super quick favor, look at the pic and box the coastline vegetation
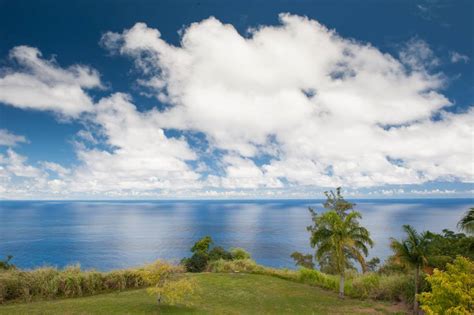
[1,188,473,314]
[0,260,194,306]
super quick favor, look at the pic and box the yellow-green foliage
[139,261,197,306]
[0,260,183,304]
[207,258,413,303]
[146,277,197,306]
[207,258,262,273]
[229,248,251,260]
[419,256,474,315]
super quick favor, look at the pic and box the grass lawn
[0,273,407,314]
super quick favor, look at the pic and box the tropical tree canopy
[322,187,355,217]
[309,210,373,273]
[390,224,430,314]
[389,225,429,269]
[458,208,474,234]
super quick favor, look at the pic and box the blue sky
[0,0,473,199]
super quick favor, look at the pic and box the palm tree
[309,210,373,298]
[457,208,474,234]
[390,225,429,315]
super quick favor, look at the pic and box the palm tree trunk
[339,273,345,299]
[413,265,419,315]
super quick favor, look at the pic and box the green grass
[0,273,406,314]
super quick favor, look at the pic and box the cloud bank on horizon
[0,14,472,199]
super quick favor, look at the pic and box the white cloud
[206,155,284,189]
[67,93,201,194]
[0,46,102,117]
[0,149,43,178]
[0,129,28,146]
[0,15,472,198]
[101,14,472,189]
[399,38,440,70]
[41,161,71,177]
[450,51,470,63]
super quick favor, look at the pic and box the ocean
[0,199,471,270]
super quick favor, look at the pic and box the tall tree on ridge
[390,225,429,315]
[308,189,373,298]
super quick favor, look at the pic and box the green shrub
[419,256,474,315]
[208,246,232,261]
[183,252,209,273]
[350,273,380,298]
[182,237,253,272]
[208,259,261,273]
[230,248,251,260]
[298,268,338,291]
[0,261,182,304]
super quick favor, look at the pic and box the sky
[0,0,473,199]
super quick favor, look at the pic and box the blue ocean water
[0,199,472,271]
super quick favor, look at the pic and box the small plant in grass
[140,261,197,306]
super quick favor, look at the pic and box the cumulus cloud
[0,149,43,178]
[0,129,28,146]
[399,38,440,71]
[0,46,102,117]
[101,14,472,189]
[450,51,470,63]
[0,14,472,198]
[66,93,201,194]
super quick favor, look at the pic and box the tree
[290,251,315,269]
[191,236,213,254]
[209,246,232,261]
[366,257,381,272]
[322,187,355,217]
[308,210,373,298]
[458,208,474,235]
[183,252,209,272]
[140,261,197,306]
[419,256,473,315]
[390,225,429,314]
[316,251,356,274]
[424,229,474,270]
[182,236,214,272]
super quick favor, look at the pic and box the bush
[298,268,338,291]
[208,259,261,273]
[0,260,183,304]
[140,261,196,305]
[230,248,251,260]
[182,237,252,272]
[183,252,209,273]
[209,246,232,261]
[419,256,474,315]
